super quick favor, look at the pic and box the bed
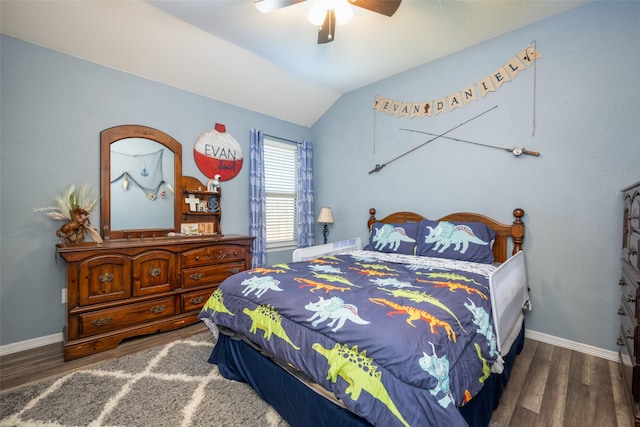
[199,208,529,427]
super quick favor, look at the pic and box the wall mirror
[100,125,182,239]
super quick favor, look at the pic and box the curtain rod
[263,133,302,145]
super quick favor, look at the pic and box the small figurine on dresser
[207,174,221,192]
[56,207,91,243]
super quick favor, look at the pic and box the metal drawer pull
[190,296,205,305]
[197,252,226,261]
[148,267,162,277]
[190,272,206,280]
[618,307,626,316]
[230,267,241,274]
[150,304,167,314]
[195,249,243,262]
[99,273,114,283]
[620,278,626,286]
[626,330,635,341]
[626,295,636,304]
[91,317,113,327]
[618,337,625,346]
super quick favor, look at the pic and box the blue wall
[311,2,640,352]
[0,35,310,345]
[1,2,639,353]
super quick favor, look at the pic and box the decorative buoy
[193,123,243,181]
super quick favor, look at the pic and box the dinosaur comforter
[199,250,502,427]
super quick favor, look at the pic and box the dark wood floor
[0,327,634,426]
[491,338,633,427]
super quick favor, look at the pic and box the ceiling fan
[254,0,402,44]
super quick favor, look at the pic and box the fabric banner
[373,44,542,118]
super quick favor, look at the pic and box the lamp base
[323,224,329,244]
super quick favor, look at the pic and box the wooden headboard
[367,208,525,263]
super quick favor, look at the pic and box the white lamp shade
[317,207,334,224]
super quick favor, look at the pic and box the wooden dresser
[57,235,253,360]
[619,181,640,426]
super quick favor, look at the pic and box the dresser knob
[626,295,636,304]
[150,304,167,314]
[620,278,626,286]
[91,317,113,327]
[619,307,626,316]
[626,330,635,341]
[190,296,205,305]
[99,273,114,283]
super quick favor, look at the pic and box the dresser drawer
[627,189,640,267]
[182,288,215,312]
[628,231,640,273]
[621,263,640,319]
[620,300,639,364]
[132,251,177,296]
[182,245,247,268]
[78,297,176,337]
[78,255,132,306]
[619,328,640,402]
[183,261,245,288]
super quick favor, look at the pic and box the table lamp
[317,207,334,244]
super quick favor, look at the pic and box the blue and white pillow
[365,222,419,255]
[416,220,496,264]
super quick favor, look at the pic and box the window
[264,139,298,248]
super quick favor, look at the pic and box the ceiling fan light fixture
[308,1,327,25]
[308,0,353,26]
[334,1,353,25]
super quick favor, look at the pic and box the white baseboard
[525,329,618,362]
[0,329,619,362]
[0,333,62,356]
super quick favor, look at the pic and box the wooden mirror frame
[100,125,183,240]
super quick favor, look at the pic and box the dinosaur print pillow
[364,222,419,255]
[416,220,496,264]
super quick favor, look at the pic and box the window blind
[264,139,298,244]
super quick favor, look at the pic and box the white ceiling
[1,0,586,127]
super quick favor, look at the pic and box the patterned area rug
[0,333,289,427]
[0,332,506,427]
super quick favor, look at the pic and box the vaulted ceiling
[1,0,586,126]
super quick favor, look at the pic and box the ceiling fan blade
[317,9,336,44]
[348,0,401,17]
[254,0,306,14]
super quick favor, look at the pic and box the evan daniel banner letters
[373,44,542,119]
